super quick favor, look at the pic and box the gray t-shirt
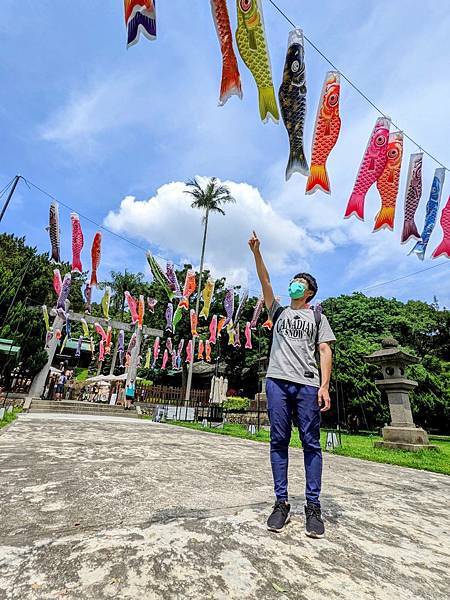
[266,301,336,387]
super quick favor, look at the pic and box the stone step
[30,404,136,412]
[31,402,127,411]
[29,407,140,419]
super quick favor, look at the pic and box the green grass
[74,368,89,382]
[0,407,22,430]
[166,420,450,476]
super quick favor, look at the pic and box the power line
[9,175,450,301]
[267,0,448,171]
[0,177,16,200]
[360,262,448,292]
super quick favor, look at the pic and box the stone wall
[225,411,270,427]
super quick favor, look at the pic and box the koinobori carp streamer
[410,167,446,260]
[306,71,341,194]
[373,131,404,232]
[344,117,391,221]
[48,201,61,263]
[70,212,84,274]
[210,0,243,105]
[90,233,102,287]
[279,28,308,180]
[401,153,423,244]
[431,195,450,259]
[124,0,156,48]
[235,0,279,124]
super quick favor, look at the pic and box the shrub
[223,396,251,412]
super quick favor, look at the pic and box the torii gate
[29,309,163,399]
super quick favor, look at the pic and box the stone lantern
[365,337,435,451]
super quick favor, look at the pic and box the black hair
[293,272,318,300]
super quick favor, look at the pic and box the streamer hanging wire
[267,0,448,171]
[17,175,448,300]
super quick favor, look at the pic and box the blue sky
[1,0,450,307]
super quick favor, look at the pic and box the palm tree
[183,177,235,402]
[104,270,145,320]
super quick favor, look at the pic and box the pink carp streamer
[205,340,212,363]
[53,269,62,297]
[186,340,193,364]
[244,322,252,349]
[98,340,105,362]
[209,315,218,344]
[344,117,391,221]
[125,291,139,325]
[95,323,107,342]
[161,349,169,370]
[432,195,450,259]
[70,212,84,274]
[152,336,160,368]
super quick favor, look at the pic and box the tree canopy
[1,233,449,433]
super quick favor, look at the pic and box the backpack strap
[312,305,322,347]
[272,305,285,328]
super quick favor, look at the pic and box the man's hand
[248,230,260,255]
[318,386,331,412]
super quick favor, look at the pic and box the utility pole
[184,207,209,403]
[0,175,21,223]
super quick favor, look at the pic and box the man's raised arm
[248,231,275,311]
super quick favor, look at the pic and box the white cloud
[103,179,335,286]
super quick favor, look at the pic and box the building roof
[0,338,20,356]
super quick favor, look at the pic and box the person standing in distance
[249,231,336,538]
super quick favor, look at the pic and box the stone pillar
[109,337,119,375]
[29,313,65,399]
[126,326,142,389]
[365,338,436,452]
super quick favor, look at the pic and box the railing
[135,383,210,406]
[0,371,32,396]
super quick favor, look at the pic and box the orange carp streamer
[210,0,243,105]
[373,131,404,232]
[305,71,341,195]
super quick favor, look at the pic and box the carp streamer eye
[375,134,387,147]
[240,0,252,12]
[291,60,300,73]
[388,148,400,160]
[327,93,339,107]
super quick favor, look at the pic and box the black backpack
[268,304,323,358]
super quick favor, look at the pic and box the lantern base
[375,426,437,452]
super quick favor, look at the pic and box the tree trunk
[185,209,209,402]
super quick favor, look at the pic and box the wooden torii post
[29,310,162,399]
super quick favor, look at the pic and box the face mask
[289,281,306,299]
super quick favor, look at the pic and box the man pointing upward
[249,231,336,538]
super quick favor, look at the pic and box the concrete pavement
[0,414,449,599]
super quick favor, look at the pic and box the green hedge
[223,396,251,412]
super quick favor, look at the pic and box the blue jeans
[266,377,322,506]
